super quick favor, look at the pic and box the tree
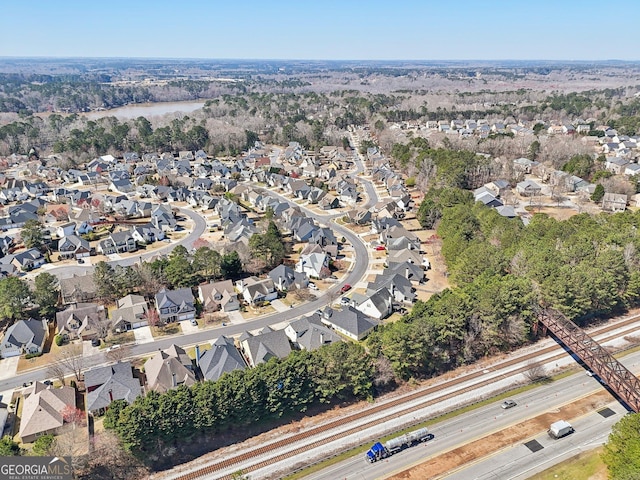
[0,277,31,320]
[602,413,640,479]
[0,435,21,456]
[93,261,116,302]
[20,219,45,250]
[221,251,243,279]
[523,360,547,382]
[591,183,605,203]
[192,247,221,281]
[106,345,132,363]
[50,344,84,384]
[164,245,194,288]
[76,431,150,480]
[94,315,113,340]
[33,272,59,318]
[30,434,54,456]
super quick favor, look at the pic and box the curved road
[1,160,379,391]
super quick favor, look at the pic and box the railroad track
[174,314,640,480]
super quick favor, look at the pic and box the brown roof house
[111,294,149,332]
[59,273,97,305]
[19,381,76,443]
[144,345,196,393]
[197,280,240,312]
[55,303,106,340]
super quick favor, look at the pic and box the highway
[297,351,640,480]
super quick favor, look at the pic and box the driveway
[82,340,101,357]
[271,299,290,313]
[226,311,244,324]
[133,326,154,344]
[0,357,19,381]
[180,319,199,334]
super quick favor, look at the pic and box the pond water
[82,101,206,120]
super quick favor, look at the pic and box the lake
[82,101,206,120]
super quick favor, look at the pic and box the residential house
[59,273,97,305]
[268,264,309,291]
[0,318,48,359]
[318,194,340,210]
[85,362,142,415]
[285,314,342,351]
[98,230,137,255]
[111,294,149,332]
[155,287,196,323]
[57,234,91,260]
[355,287,394,320]
[367,273,415,304]
[605,157,629,174]
[130,223,164,244]
[10,249,45,272]
[197,280,240,312]
[602,192,627,212]
[516,179,542,196]
[387,261,426,283]
[320,306,378,341]
[144,345,196,393]
[55,222,77,238]
[19,382,76,443]
[197,336,247,382]
[513,157,535,173]
[236,277,278,305]
[295,252,330,279]
[239,327,292,367]
[55,303,106,341]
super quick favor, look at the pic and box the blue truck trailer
[365,427,432,462]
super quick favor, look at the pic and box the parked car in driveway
[308,282,318,290]
[91,338,101,347]
[190,318,198,326]
[374,245,386,251]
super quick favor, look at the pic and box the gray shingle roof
[199,336,246,382]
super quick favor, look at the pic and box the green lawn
[528,447,607,480]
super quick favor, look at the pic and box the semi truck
[548,420,574,439]
[365,427,432,462]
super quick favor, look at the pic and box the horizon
[0,56,638,64]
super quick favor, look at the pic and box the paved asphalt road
[1,166,376,391]
[302,351,640,480]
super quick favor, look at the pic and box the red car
[340,284,352,293]
[375,245,386,251]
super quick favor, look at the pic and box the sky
[1,0,637,61]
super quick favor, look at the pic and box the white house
[295,252,330,279]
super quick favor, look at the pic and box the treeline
[0,74,236,114]
[104,342,376,466]
[391,138,494,189]
[370,194,640,380]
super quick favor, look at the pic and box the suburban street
[0,154,377,392]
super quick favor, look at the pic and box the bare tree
[373,356,396,388]
[78,431,150,480]
[105,345,132,363]
[93,316,113,340]
[51,344,85,384]
[523,360,547,383]
[47,362,67,386]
